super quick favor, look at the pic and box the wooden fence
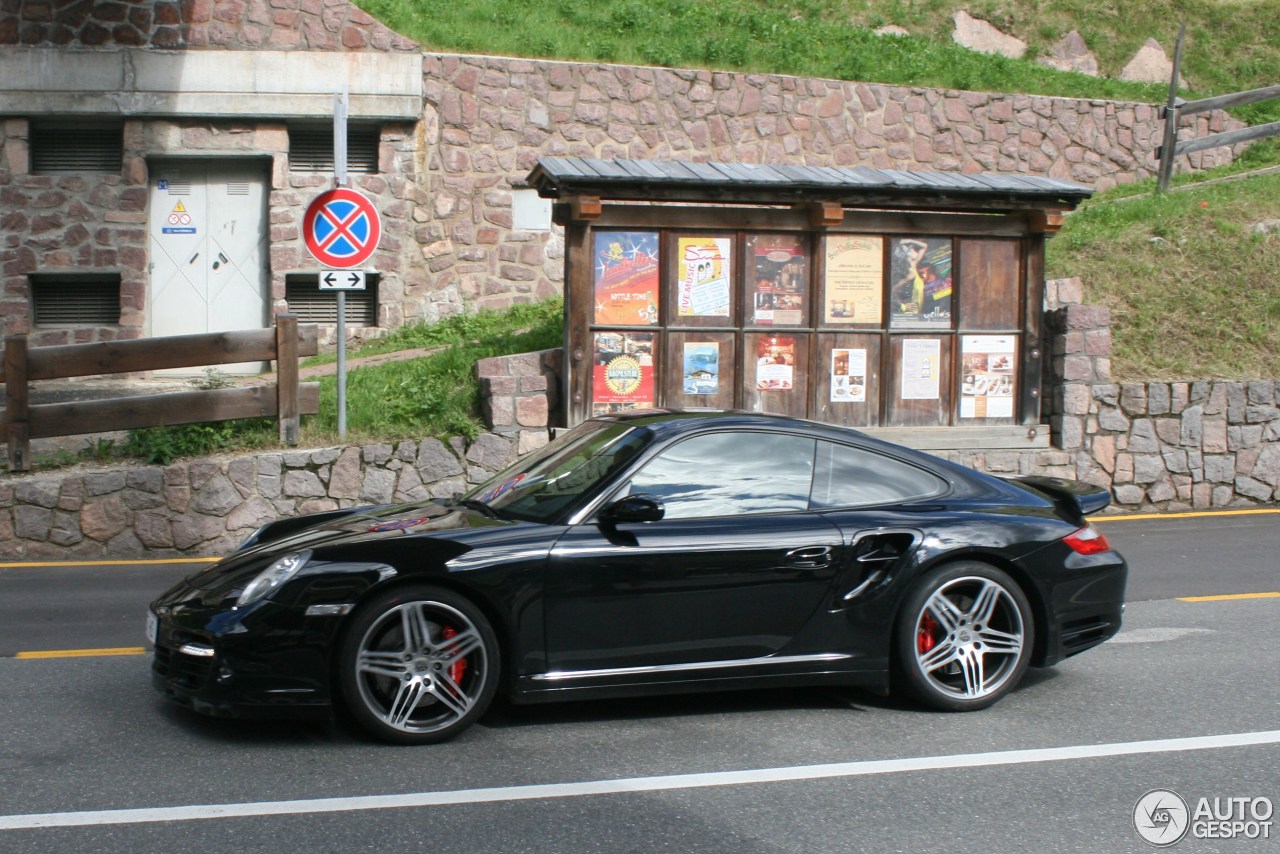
[2,314,319,472]
[1156,25,1280,191]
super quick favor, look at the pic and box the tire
[894,562,1033,712]
[337,585,500,744]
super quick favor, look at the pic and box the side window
[810,441,947,508]
[625,431,815,519]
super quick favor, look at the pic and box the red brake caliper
[917,612,939,654]
[441,625,468,684]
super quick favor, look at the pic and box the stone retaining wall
[0,432,522,560]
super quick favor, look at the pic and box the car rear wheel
[337,585,499,744]
[894,562,1033,711]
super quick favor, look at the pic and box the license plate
[145,611,158,646]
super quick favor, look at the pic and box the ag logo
[1135,789,1190,847]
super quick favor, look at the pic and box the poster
[749,235,807,326]
[591,331,656,415]
[889,237,952,328]
[960,335,1016,418]
[756,336,796,391]
[830,348,867,403]
[682,342,720,396]
[900,338,941,400]
[592,231,659,326]
[823,236,883,324]
[676,236,732,317]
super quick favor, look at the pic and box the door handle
[783,546,832,569]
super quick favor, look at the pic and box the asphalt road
[0,511,1277,853]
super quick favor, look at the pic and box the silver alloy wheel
[353,600,487,734]
[912,575,1025,700]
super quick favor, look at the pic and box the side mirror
[599,494,665,525]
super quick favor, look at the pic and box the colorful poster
[749,235,807,326]
[830,348,867,403]
[591,331,656,415]
[889,237,952,328]
[960,335,1016,419]
[682,342,720,396]
[823,236,883,324]
[676,236,732,317]
[901,338,941,400]
[756,336,796,391]
[592,231,659,326]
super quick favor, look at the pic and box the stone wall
[1,0,1248,342]
[0,0,418,51]
[0,431,523,560]
[476,347,561,453]
[1043,279,1280,511]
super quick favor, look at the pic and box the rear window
[810,441,946,508]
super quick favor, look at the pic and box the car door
[545,429,844,673]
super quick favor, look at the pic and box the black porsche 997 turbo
[149,411,1127,743]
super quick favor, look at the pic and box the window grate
[30,121,124,174]
[31,274,121,325]
[287,124,380,173]
[285,274,378,325]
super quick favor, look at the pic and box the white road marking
[1108,627,1215,644]
[2,730,1279,831]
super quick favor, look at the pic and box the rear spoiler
[1009,475,1112,519]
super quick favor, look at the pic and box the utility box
[526,157,1091,449]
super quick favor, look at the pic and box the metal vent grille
[287,124,380,173]
[226,182,250,196]
[30,121,124,174]
[31,275,121,325]
[165,181,192,196]
[285,274,378,325]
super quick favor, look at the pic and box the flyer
[676,236,732,317]
[823,236,883,324]
[900,338,941,400]
[889,237,952,328]
[830,348,867,403]
[682,342,720,396]
[749,235,807,326]
[960,335,1016,419]
[756,336,796,391]
[591,331,656,414]
[592,231,660,326]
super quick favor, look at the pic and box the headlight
[237,550,312,607]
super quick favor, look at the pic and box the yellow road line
[0,557,218,569]
[15,647,147,659]
[1178,592,1280,603]
[1097,509,1280,522]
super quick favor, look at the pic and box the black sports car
[148,411,1127,744]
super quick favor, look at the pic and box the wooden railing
[1156,25,1280,191]
[2,314,319,472]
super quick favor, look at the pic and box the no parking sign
[302,187,381,268]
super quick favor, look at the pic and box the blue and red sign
[303,187,382,269]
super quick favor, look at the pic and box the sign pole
[334,89,349,439]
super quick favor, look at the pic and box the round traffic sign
[302,187,382,268]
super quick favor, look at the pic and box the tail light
[1063,524,1111,555]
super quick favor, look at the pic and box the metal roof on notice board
[526,157,1094,210]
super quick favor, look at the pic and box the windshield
[464,421,652,523]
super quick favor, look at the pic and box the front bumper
[148,587,338,720]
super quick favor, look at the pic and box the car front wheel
[895,562,1033,711]
[337,585,499,744]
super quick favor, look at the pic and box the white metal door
[149,159,269,374]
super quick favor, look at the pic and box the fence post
[276,314,300,446]
[5,336,30,472]
[1156,23,1186,193]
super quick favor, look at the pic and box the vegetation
[356,0,1280,124]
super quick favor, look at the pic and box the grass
[1047,161,1280,380]
[356,0,1280,125]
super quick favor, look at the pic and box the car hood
[180,500,522,592]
